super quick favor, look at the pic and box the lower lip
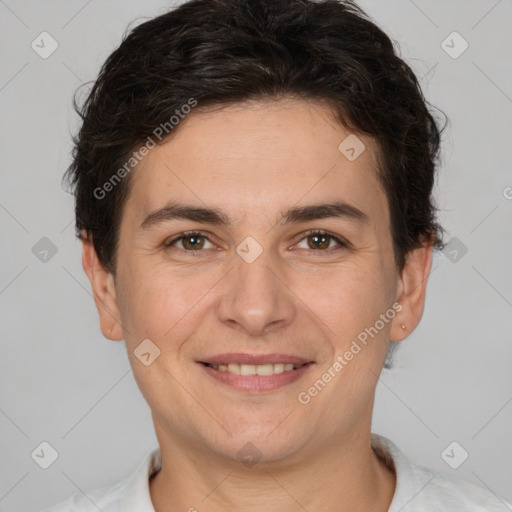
[198,362,314,392]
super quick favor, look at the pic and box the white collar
[56,433,510,511]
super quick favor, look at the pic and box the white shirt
[41,433,512,511]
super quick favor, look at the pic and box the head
[65,0,446,464]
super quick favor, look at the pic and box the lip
[197,353,313,366]
[198,362,314,392]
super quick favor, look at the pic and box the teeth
[273,363,285,374]
[227,363,240,375]
[207,362,303,375]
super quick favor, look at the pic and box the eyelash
[163,229,349,256]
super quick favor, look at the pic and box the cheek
[300,261,389,337]
[118,261,218,344]
[308,267,391,396]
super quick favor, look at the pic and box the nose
[216,250,297,337]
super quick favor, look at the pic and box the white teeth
[240,364,256,376]
[273,363,285,374]
[256,364,274,376]
[207,362,304,375]
[227,363,241,375]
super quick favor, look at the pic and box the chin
[206,425,306,466]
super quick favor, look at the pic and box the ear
[390,236,434,342]
[81,231,124,341]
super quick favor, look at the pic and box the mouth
[196,354,315,392]
[200,361,310,375]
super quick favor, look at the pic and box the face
[83,98,431,465]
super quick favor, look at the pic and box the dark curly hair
[63,0,447,365]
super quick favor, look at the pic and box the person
[42,0,511,510]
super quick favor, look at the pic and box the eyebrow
[140,200,370,230]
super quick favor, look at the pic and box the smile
[198,361,315,392]
[203,362,306,375]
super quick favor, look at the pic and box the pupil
[185,236,203,250]
[311,234,328,249]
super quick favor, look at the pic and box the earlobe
[81,232,124,341]
[391,238,434,342]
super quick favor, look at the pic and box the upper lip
[198,353,314,366]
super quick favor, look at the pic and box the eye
[163,229,350,256]
[163,231,215,253]
[294,230,349,253]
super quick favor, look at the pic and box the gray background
[0,0,511,510]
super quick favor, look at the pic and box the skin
[82,98,433,511]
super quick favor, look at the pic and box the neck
[149,423,396,512]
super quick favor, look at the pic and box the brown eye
[180,234,206,250]
[307,233,331,250]
[295,230,349,252]
[164,231,213,252]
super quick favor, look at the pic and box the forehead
[125,99,388,230]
